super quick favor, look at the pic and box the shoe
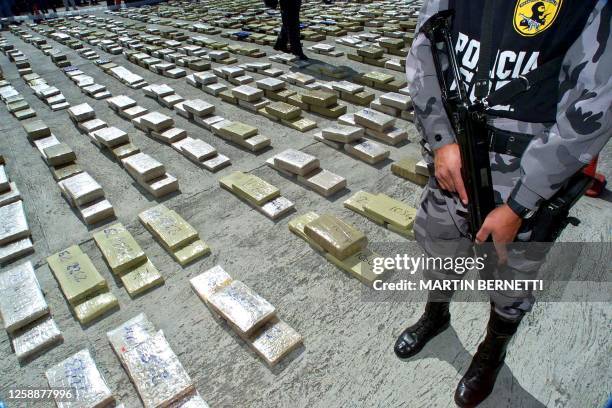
[295,52,309,61]
[394,300,451,359]
[454,306,522,407]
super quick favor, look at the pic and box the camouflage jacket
[407,0,611,210]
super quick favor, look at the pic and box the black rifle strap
[485,56,564,107]
[474,0,496,100]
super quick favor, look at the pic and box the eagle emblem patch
[514,0,563,37]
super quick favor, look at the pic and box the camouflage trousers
[413,164,548,321]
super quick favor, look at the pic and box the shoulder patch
[514,0,563,37]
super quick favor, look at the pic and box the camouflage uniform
[407,0,612,320]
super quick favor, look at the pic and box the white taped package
[107,313,156,365]
[0,261,49,333]
[12,316,62,361]
[45,349,114,408]
[122,331,194,408]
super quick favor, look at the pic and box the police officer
[395,0,611,406]
[274,0,308,60]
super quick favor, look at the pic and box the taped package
[107,313,157,365]
[47,245,108,306]
[11,316,62,361]
[93,223,146,275]
[122,331,194,408]
[0,261,49,333]
[45,349,114,408]
[303,213,367,260]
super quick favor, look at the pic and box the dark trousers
[275,0,302,54]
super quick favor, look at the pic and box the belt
[487,128,534,158]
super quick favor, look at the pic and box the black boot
[454,306,522,407]
[394,294,451,359]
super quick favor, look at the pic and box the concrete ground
[0,8,610,408]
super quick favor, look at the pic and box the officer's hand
[476,204,522,263]
[434,143,468,205]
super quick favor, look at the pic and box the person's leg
[274,0,289,51]
[285,0,305,57]
[394,177,471,358]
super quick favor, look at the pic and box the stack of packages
[70,103,133,159]
[0,82,36,120]
[321,80,375,106]
[93,223,165,297]
[0,262,62,361]
[289,212,389,284]
[143,84,186,109]
[354,71,407,93]
[210,119,271,152]
[308,43,344,57]
[48,50,72,68]
[191,265,303,367]
[149,61,187,78]
[243,61,284,78]
[58,169,116,225]
[134,110,187,153]
[21,117,114,225]
[257,78,317,132]
[392,156,430,186]
[219,171,295,220]
[46,349,116,407]
[315,123,390,165]
[47,245,119,324]
[213,65,254,86]
[344,191,417,239]
[107,314,210,407]
[208,49,238,65]
[0,160,33,265]
[186,71,228,96]
[266,149,347,197]
[370,92,414,122]
[4,48,32,76]
[63,66,112,100]
[341,108,408,145]
[289,89,347,120]
[108,65,148,89]
[139,204,210,266]
[227,84,269,113]
[27,74,70,112]
[379,37,408,56]
[122,152,179,198]
[348,45,388,67]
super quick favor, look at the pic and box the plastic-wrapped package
[107,313,156,365]
[207,280,276,337]
[120,260,164,297]
[45,349,114,408]
[12,316,62,361]
[47,245,108,306]
[232,174,280,205]
[304,214,367,260]
[0,261,49,333]
[73,292,119,324]
[190,265,233,301]
[139,205,198,251]
[250,318,303,366]
[93,223,147,275]
[0,200,30,245]
[363,193,416,230]
[122,331,194,408]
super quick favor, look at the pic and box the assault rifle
[420,10,495,240]
[419,10,593,244]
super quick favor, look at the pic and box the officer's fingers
[475,224,491,244]
[452,171,468,205]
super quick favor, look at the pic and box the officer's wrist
[507,196,536,219]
